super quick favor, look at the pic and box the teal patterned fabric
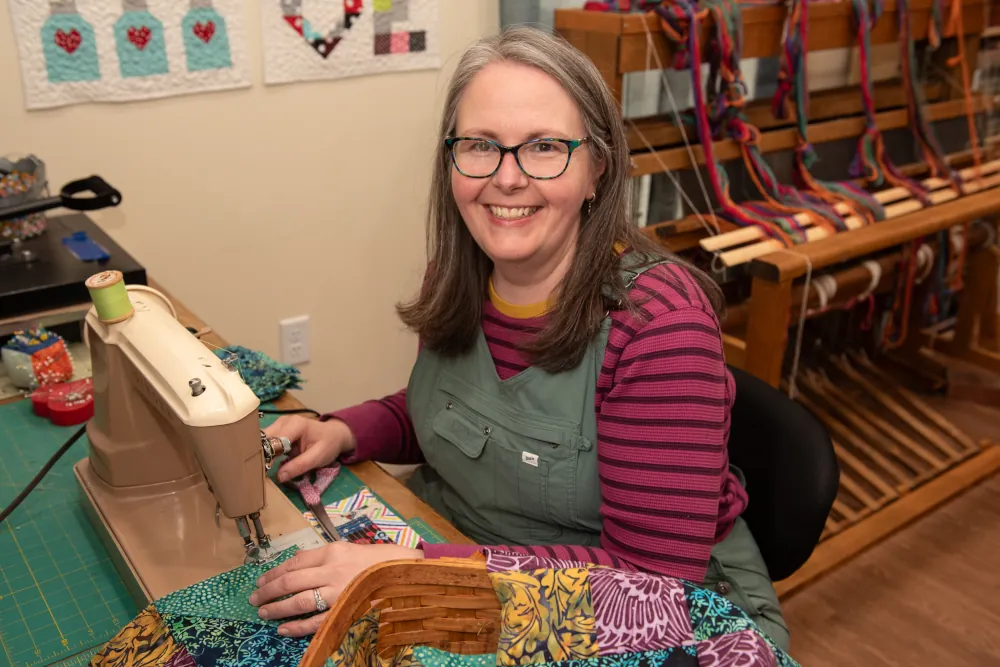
[162,613,309,667]
[213,345,304,402]
[154,549,297,627]
[409,647,699,666]
[681,581,756,641]
[410,647,496,666]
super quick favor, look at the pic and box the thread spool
[85,270,134,323]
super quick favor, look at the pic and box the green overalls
[405,258,790,651]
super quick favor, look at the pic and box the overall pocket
[437,375,593,543]
[702,555,764,621]
[426,397,494,514]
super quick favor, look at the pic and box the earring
[586,193,596,216]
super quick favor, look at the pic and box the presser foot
[237,514,280,565]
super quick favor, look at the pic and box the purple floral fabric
[589,566,695,653]
[483,549,592,573]
[164,647,196,667]
[474,547,796,667]
[695,629,779,667]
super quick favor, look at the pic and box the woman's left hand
[249,542,424,637]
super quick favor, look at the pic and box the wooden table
[0,277,471,546]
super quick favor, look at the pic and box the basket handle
[299,558,493,667]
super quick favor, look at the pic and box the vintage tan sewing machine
[73,270,312,604]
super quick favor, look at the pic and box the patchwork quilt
[89,549,799,667]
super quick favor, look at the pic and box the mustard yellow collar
[488,277,551,319]
[487,242,628,319]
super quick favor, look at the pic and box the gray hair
[398,25,720,372]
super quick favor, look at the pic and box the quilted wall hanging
[8,0,251,110]
[260,0,440,86]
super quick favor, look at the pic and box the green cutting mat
[0,400,134,667]
[0,401,444,667]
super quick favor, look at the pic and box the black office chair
[726,365,840,581]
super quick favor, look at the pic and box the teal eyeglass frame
[444,136,591,180]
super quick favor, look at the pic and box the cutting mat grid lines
[0,401,445,667]
[0,401,134,667]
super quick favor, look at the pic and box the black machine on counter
[0,174,146,331]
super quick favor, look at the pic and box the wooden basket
[300,558,502,667]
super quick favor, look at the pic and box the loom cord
[850,0,933,205]
[945,0,983,183]
[653,0,800,244]
[881,240,921,350]
[897,0,961,190]
[773,0,886,227]
[654,0,855,245]
[705,0,847,235]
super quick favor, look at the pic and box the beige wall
[0,1,499,412]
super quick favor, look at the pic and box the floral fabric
[162,613,310,667]
[409,647,698,666]
[490,567,598,664]
[323,550,800,667]
[94,545,799,667]
[90,549,311,667]
[588,567,693,653]
[89,606,182,667]
[154,549,298,627]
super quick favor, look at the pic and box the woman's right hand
[263,416,357,482]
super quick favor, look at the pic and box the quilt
[90,548,798,667]
[8,0,251,110]
[260,0,440,86]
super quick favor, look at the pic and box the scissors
[282,463,344,543]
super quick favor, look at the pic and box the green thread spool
[86,270,134,323]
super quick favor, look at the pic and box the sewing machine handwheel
[60,176,123,212]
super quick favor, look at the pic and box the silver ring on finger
[312,588,328,612]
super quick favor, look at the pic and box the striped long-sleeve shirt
[330,261,748,583]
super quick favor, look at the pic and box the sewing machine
[73,273,312,604]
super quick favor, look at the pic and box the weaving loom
[555,0,1000,596]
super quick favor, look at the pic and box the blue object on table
[62,230,110,261]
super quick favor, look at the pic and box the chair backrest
[726,365,840,581]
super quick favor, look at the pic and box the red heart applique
[54,29,82,54]
[193,21,215,43]
[128,26,152,50]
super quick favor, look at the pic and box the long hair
[397,25,723,373]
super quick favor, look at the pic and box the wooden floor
[782,470,1000,666]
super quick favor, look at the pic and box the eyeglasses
[444,136,590,180]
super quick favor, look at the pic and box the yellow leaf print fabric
[489,567,598,665]
[90,605,182,667]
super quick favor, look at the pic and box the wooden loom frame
[554,1,1000,598]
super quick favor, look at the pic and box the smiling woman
[256,25,790,652]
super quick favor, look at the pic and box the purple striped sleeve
[419,542,630,568]
[325,389,425,465]
[595,268,739,582]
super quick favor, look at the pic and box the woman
[250,25,789,649]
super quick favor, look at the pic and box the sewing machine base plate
[74,458,312,606]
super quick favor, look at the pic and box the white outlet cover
[279,315,310,365]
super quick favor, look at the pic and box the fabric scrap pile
[213,345,304,402]
[329,550,801,667]
[89,548,312,667]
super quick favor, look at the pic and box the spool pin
[86,270,134,324]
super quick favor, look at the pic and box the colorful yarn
[774,0,886,226]
[896,0,959,190]
[654,0,809,245]
[849,0,931,203]
[212,345,303,402]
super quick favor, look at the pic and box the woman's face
[450,61,602,268]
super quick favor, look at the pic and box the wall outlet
[279,315,310,365]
